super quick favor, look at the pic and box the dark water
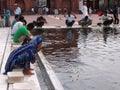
[37,27,120,90]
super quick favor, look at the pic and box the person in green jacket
[13,23,34,44]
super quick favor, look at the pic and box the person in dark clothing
[33,16,47,27]
[101,11,113,26]
[64,11,76,27]
[113,5,119,24]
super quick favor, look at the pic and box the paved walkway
[10,14,101,27]
[0,28,10,73]
[10,14,120,27]
[0,28,10,90]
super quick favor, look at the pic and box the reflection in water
[78,28,92,47]
[65,29,76,48]
[102,27,113,43]
[41,29,78,55]
[35,27,120,90]
[102,27,119,44]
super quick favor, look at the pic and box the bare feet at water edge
[23,69,34,75]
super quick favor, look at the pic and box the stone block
[7,71,24,83]
[13,82,32,90]
[0,75,8,90]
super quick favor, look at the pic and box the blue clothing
[5,10,11,19]
[29,35,42,48]
[5,10,11,27]
[4,36,42,75]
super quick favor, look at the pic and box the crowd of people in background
[0,6,47,46]
[0,3,120,28]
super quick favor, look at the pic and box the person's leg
[117,18,119,24]
[23,69,34,75]
[114,18,117,24]
[19,35,26,42]
[114,15,119,24]
[70,20,75,26]
[19,35,31,45]
[23,62,34,75]
[109,19,113,25]
[113,15,116,24]
[103,20,108,26]
[66,20,72,26]
[66,20,70,26]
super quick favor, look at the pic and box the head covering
[29,35,42,48]
[5,10,11,19]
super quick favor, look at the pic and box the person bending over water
[3,36,42,75]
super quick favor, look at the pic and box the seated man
[65,11,76,27]
[11,15,20,29]
[78,16,92,27]
[98,11,113,27]
[13,23,34,44]
[78,2,92,27]
[33,16,47,27]
[11,19,27,36]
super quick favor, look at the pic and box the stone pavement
[10,14,101,27]
[10,14,120,27]
[0,28,10,72]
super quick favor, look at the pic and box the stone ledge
[7,71,24,84]
[13,80,39,90]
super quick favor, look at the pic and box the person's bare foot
[23,69,34,75]
[28,68,34,70]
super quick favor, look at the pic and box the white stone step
[13,81,37,90]
[7,71,24,84]
[24,64,41,90]
[0,75,8,90]
[13,82,32,90]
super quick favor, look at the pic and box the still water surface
[40,28,120,90]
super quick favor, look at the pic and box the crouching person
[13,23,35,45]
[3,36,42,75]
[65,11,76,27]
[98,11,113,27]
[78,16,92,27]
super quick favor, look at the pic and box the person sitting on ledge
[13,22,35,45]
[64,11,76,27]
[33,16,47,27]
[78,15,92,27]
[78,2,92,27]
[3,35,42,75]
[97,11,113,27]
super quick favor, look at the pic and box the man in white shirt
[100,11,113,26]
[78,2,92,27]
[11,18,27,35]
[65,11,76,27]
[14,7,21,15]
[81,2,88,19]
[44,7,49,15]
